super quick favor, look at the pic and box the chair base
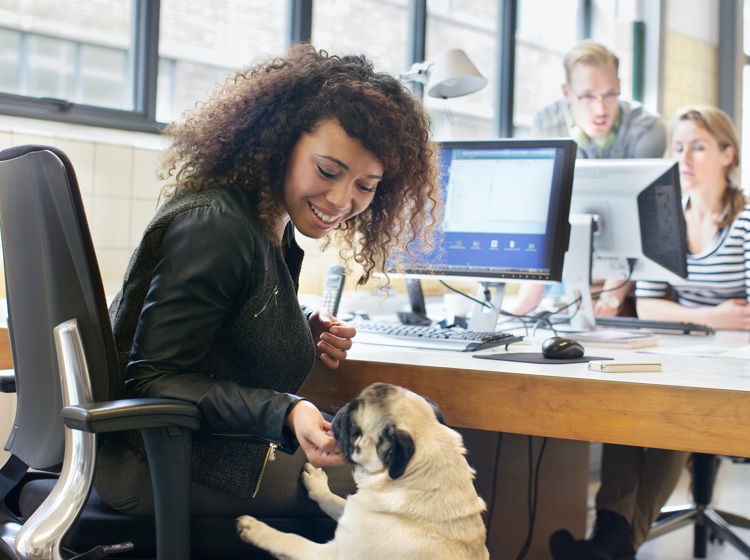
[650,503,750,558]
[17,478,336,560]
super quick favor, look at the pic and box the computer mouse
[541,336,585,360]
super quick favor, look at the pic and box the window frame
[0,0,161,133]
[0,0,309,134]
[0,0,593,136]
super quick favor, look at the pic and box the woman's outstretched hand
[286,400,345,467]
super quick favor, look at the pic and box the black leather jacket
[109,185,316,497]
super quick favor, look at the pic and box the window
[157,0,287,123]
[311,0,409,77]
[0,28,21,93]
[514,0,579,137]
[0,0,594,137]
[0,0,286,131]
[0,0,132,108]
[425,0,497,140]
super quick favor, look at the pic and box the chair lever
[69,542,135,560]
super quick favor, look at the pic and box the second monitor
[564,158,688,330]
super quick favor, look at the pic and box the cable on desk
[439,279,494,310]
[546,262,636,329]
[483,432,503,546]
[515,436,548,560]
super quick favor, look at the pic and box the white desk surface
[300,327,750,457]
[347,329,750,392]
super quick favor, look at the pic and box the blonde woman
[551,106,748,560]
[637,106,750,328]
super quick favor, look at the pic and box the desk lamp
[398,48,487,99]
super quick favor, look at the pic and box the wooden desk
[299,330,750,558]
[301,330,750,457]
[0,327,12,370]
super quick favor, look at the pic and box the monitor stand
[558,213,596,332]
[397,278,432,325]
[467,281,505,332]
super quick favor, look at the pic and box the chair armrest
[62,398,201,433]
[0,369,15,393]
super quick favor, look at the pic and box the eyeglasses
[569,88,620,106]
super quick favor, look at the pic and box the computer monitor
[394,138,577,331]
[564,158,688,329]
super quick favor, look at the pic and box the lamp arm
[397,61,433,85]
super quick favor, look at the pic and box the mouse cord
[515,436,548,560]
[439,280,493,309]
[546,262,636,328]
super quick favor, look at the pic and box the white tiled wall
[0,117,168,295]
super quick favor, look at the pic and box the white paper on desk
[716,345,750,360]
[637,345,734,358]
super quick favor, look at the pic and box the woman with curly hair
[95,44,440,521]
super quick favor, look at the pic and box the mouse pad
[473,353,613,365]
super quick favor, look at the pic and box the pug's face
[332,383,446,480]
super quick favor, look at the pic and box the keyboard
[592,316,715,335]
[352,321,523,352]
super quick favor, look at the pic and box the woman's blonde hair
[671,106,744,228]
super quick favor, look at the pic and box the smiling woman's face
[282,119,383,240]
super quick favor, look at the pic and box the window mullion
[287,0,312,46]
[496,0,517,138]
[132,0,160,120]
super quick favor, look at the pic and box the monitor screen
[569,158,688,283]
[397,139,577,284]
[561,158,687,331]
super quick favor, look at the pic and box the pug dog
[237,382,489,559]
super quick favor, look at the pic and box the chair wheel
[709,528,725,545]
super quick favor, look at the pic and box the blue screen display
[399,141,573,282]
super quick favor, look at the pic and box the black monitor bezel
[398,138,577,283]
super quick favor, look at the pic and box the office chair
[0,145,336,560]
[648,453,750,558]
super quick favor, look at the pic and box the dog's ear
[423,397,447,426]
[383,424,415,479]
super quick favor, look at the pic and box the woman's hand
[593,298,620,317]
[705,299,750,331]
[308,309,356,369]
[285,400,345,467]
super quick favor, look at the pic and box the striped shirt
[635,200,750,306]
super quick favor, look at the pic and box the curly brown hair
[160,44,440,285]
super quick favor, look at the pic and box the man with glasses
[510,40,666,318]
[538,42,678,560]
[535,39,666,160]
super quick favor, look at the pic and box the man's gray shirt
[533,99,666,159]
